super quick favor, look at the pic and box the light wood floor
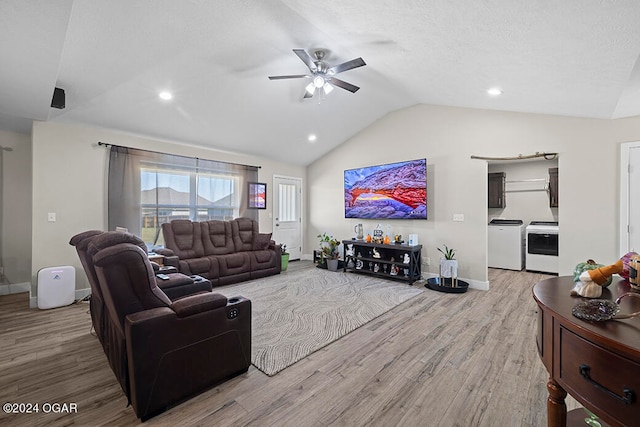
[0,264,579,426]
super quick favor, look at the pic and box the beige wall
[0,129,32,289]
[307,104,633,288]
[31,121,305,304]
[21,108,640,301]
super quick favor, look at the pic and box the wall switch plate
[47,212,56,222]
[453,213,464,222]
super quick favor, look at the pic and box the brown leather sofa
[87,232,251,420]
[158,217,281,286]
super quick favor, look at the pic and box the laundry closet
[487,158,559,273]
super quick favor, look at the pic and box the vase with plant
[438,244,458,280]
[280,244,289,271]
[318,232,341,271]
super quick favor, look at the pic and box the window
[140,166,240,246]
[108,145,258,249]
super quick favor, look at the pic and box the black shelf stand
[342,240,422,284]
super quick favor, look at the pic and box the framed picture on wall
[248,182,267,209]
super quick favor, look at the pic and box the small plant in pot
[280,244,289,271]
[318,233,341,271]
[437,245,458,282]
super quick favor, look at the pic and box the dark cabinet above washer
[488,172,506,208]
[548,167,558,207]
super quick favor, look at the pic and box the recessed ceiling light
[308,134,317,142]
[487,88,503,96]
[158,91,173,101]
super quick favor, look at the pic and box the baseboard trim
[0,281,30,296]
[29,288,91,309]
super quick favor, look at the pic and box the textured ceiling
[2,0,640,165]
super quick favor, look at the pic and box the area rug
[216,267,424,376]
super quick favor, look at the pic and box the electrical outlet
[453,213,464,222]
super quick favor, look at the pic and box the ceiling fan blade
[328,77,360,93]
[328,57,366,74]
[268,74,309,80]
[293,49,317,72]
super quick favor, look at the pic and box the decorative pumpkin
[573,259,613,287]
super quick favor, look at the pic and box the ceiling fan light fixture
[158,91,173,100]
[305,82,316,95]
[313,76,325,88]
[323,82,334,94]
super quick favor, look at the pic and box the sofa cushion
[231,218,257,252]
[201,220,234,255]
[253,232,272,250]
[162,220,204,259]
[217,253,251,276]
[250,249,277,271]
[180,257,212,277]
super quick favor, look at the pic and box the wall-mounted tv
[344,158,427,219]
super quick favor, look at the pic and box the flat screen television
[344,158,427,219]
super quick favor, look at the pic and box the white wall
[307,104,630,288]
[31,121,305,304]
[0,129,32,292]
[488,159,559,225]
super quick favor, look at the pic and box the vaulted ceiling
[2,1,640,165]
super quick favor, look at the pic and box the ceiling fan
[268,49,366,98]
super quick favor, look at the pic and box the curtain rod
[470,152,557,161]
[97,141,261,169]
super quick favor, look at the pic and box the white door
[273,176,302,260]
[620,142,640,253]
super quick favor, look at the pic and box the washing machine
[488,219,525,270]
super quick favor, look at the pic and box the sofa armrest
[155,247,175,257]
[171,292,228,318]
[270,242,282,258]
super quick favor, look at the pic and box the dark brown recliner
[89,235,251,421]
[69,230,108,343]
[71,230,214,344]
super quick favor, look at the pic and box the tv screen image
[344,158,427,219]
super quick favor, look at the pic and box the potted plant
[318,232,341,271]
[438,245,458,279]
[280,244,289,271]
